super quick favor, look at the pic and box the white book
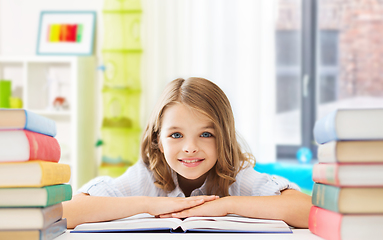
[72,213,292,233]
[0,204,63,230]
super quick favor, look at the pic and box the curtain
[141,0,277,162]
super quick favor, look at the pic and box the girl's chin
[177,170,210,181]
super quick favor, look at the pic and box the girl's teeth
[183,159,199,163]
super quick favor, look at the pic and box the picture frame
[36,11,96,55]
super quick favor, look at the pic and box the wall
[0,0,278,163]
[0,0,104,56]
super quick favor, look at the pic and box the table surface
[56,229,324,240]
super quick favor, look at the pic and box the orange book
[0,161,70,187]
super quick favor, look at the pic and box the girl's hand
[146,195,219,217]
[160,197,231,218]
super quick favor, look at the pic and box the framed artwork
[36,11,96,55]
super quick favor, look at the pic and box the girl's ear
[157,137,164,153]
[159,142,164,153]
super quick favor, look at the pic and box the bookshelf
[0,56,98,191]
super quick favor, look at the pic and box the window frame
[276,0,318,160]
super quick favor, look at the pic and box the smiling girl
[63,77,312,228]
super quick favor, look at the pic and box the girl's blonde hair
[141,77,254,196]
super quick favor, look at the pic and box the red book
[0,130,60,162]
[309,206,383,240]
[67,24,77,42]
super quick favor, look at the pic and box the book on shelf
[0,218,67,240]
[0,161,71,188]
[312,183,383,214]
[0,203,63,230]
[0,130,60,162]
[0,184,72,207]
[309,206,383,240]
[313,108,383,144]
[317,140,383,163]
[312,163,383,186]
[0,80,11,108]
[71,213,292,234]
[0,109,56,137]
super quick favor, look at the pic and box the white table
[56,229,324,240]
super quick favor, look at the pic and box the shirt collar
[167,169,208,197]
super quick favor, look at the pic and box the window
[317,0,383,120]
[275,0,383,160]
[318,30,338,104]
[275,0,302,151]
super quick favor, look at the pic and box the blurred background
[1,0,383,191]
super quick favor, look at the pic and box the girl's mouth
[178,158,204,167]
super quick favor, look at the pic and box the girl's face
[159,103,218,180]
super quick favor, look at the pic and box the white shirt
[77,160,300,197]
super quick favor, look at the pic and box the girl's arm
[166,189,312,228]
[63,193,218,228]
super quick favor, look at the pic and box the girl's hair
[141,77,255,197]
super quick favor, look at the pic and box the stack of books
[0,109,72,240]
[309,109,383,240]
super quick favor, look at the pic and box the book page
[180,215,290,232]
[183,214,283,223]
[73,213,183,232]
[0,109,25,129]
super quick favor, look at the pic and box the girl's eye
[171,133,183,138]
[201,132,213,138]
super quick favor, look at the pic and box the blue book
[313,108,383,144]
[0,109,56,137]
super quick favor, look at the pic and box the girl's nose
[183,139,199,154]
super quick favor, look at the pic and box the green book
[0,184,72,207]
[76,24,83,42]
[312,183,383,213]
[0,80,11,108]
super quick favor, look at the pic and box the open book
[71,213,292,233]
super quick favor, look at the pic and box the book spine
[309,206,342,240]
[24,130,61,162]
[41,204,63,229]
[41,218,67,240]
[39,162,71,186]
[312,164,340,185]
[0,80,11,108]
[312,183,340,212]
[46,184,73,207]
[314,110,338,144]
[24,110,57,137]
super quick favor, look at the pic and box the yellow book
[0,161,70,187]
[49,24,60,42]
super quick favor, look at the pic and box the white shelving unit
[0,56,98,191]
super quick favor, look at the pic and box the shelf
[0,56,97,191]
[31,110,71,117]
